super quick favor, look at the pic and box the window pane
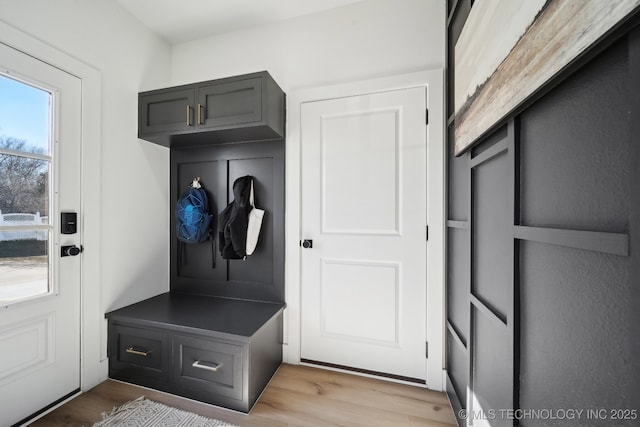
[0,240,49,303]
[0,155,49,222]
[0,74,51,304]
[0,74,51,156]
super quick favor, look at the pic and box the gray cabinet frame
[138,71,284,147]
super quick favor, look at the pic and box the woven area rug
[93,397,238,427]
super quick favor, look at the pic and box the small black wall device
[61,212,77,234]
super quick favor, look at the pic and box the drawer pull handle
[192,360,222,372]
[126,347,151,357]
[197,103,204,125]
[186,105,193,126]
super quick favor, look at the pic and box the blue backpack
[176,178,214,265]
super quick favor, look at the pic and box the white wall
[0,0,172,380]
[171,0,446,91]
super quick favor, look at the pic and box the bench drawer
[108,323,170,388]
[172,335,244,401]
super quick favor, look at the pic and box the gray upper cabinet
[197,77,262,129]
[139,88,196,135]
[138,71,285,148]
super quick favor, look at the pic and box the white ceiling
[117,0,367,44]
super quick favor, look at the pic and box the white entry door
[300,87,427,381]
[0,43,82,425]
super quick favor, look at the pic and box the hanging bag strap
[249,178,255,208]
[246,177,264,256]
[211,226,216,268]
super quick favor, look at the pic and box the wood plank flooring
[29,364,456,427]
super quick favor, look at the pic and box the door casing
[285,70,446,390]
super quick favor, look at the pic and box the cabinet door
[139,87,195,136]
[197,77,263,129]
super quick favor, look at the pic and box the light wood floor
[30,364,456,426]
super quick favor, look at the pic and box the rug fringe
[94,396,146,426]
[92,396,237,427]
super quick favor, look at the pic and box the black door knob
[301,239,313,249]
[61,245,83,257]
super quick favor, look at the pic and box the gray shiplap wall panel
[472,151,510,320]
[447,227,470,344]
[519,242,633,426]
[448,126,469,221]
[447,330,468,409]
[472,307,512,427]
[519,37,630,233]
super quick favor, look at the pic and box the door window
[0,74,53,305]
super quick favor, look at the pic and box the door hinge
[425,341,429,358]
[426,225,429,241]
[425,108,429,125]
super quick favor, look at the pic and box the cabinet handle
[197,104,204,125]
[186,105,193,126]
[192,360,222,372]
[126,346,151,357]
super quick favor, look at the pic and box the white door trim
[285,70,445,391]
[0,20,105,391]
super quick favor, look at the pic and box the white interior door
[0,43,82,425]
[300,87,427,381]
